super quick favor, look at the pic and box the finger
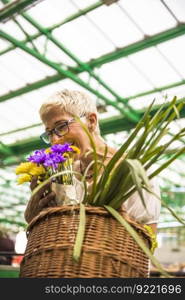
[48,199,57,207]
[42,187,51,198]
[30,176,38,191]
[34,182,52,198]
[38,192,56,208]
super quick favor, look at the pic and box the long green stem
[104,205,171,277]
[75,117,98,203]
[73,203,86,262]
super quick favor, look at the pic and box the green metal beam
[0,218,26,227]
[0,122,41,137]
[0,74,65,102]
[0,1,103,56]
[1,15,185,61]
[0,142,14,156]
[0,155,25,167]
[1,24,185,103]
[1,73,185,105]
[0,0,41,22]
[2,0,137,118]
[0,29,140,123]
[8,137,46,156]
[21,12,139,120]
[124,79,185,102]
[89,24,185,68]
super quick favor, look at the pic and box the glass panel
[130,47,181,86]
[164,0,185,22]
[87,4,143,47]
[71,0,96,10]
[28,0,77,27]
[33,36,76,66]
[99,57,154,97]
[1,20,28,40]
[119,0,177,35]
[53,16,115,61]
[158,36,185,78]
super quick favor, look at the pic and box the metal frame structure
[0,0,185,227]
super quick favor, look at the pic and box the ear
[87,113,97,132]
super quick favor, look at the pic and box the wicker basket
[20,205,152,278]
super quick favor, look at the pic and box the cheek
[72,132,89,148]
[70,125,86,139]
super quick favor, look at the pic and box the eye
[56,123,68,131]
[46,131,52,137]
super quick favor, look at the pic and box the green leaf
[80,159,105,204]
[75,117,98,203]
[145,128,185,170]
[172,104,180,119]
[140,97,183,157]
[125,159,151,210]
[97,158,129,205]
[128,131,148,159]
[141,146,165,164]
[161,199,185,226]
[96,104,154,192]
[73,203,86,262]
[104,205,172,277]
[149,147,185,179]
[108,159,153,210]
[141,128,169,162]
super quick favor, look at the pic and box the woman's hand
[30,176,56,208]
[24,176,57,223]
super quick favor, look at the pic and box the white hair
[39,89,100,134]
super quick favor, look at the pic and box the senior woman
[24,89,161,234]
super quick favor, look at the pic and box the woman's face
[42,106,95,159]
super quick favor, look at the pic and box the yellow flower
[45,148,52,154]
[63,158,73,168]
[143,225,158,253]
[15,162,35,175]
[69,158,73,165]
[29,165,46,176]
[70,145,80,154]
[17,174,32,185]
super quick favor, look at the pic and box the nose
[51,133,68,145]
[51,133,63,144]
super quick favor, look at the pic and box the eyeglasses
[40,118,75,144]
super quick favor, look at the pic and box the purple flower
[44,152,66,170]
[51,143,73,154]
[27,149,47,164]
[27,145,69,170]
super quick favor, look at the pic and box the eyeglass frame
[40,118,76,144]
[40,115,86,144]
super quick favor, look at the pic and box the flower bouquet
[17,96,185,278]
[15,143,84,205]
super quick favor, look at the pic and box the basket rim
[27,205,152,243]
